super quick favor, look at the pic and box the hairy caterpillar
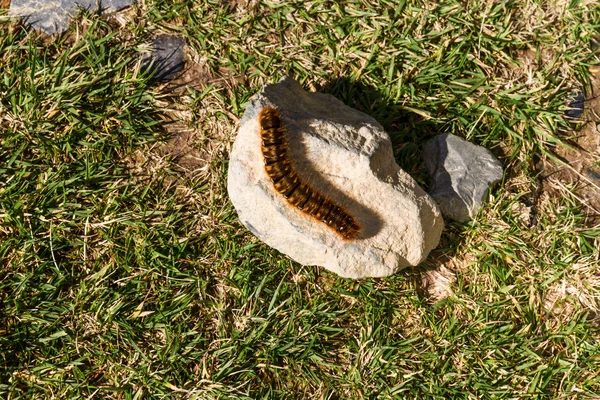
[259,106,361,241]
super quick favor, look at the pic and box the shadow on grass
[317,76,444,187]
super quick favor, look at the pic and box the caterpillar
[259,106,361,241]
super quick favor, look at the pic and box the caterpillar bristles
[258,106,361,241]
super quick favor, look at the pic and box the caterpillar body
[259,106,361,241]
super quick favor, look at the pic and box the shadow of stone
[282,117,385,240]
[317,77,444,189]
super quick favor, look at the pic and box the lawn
[1,0,600,398]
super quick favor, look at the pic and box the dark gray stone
[423,133,504,222]
[10,0,135,35]
[141,35,186,82]
[565,91,585,120]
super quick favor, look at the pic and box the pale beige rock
[227,76,443,278]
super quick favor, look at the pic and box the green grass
[1,0,600,398]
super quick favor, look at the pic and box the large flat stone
[227,76,444,279]
[10,0,135,35]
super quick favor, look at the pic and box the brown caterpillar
[259,106,361,241]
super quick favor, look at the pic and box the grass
[1,0,600,398]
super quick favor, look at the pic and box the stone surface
[141,35,186,82]
[227,76,444,279]
[423,133,504,222]
[565,91,585,120]
[10,0,135,35]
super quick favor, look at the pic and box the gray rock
[423,133,503,222]
[227,76,444,279]
[10,0,135,35]
[141,35,185,82]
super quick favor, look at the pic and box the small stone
[423,133,503,222]
[9,0,135,35]
[227,76,444,279]
[141,35,186,82]
[565,91,585,120]
[584,167,600,182]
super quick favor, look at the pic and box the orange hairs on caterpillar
[259,106,361,241]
